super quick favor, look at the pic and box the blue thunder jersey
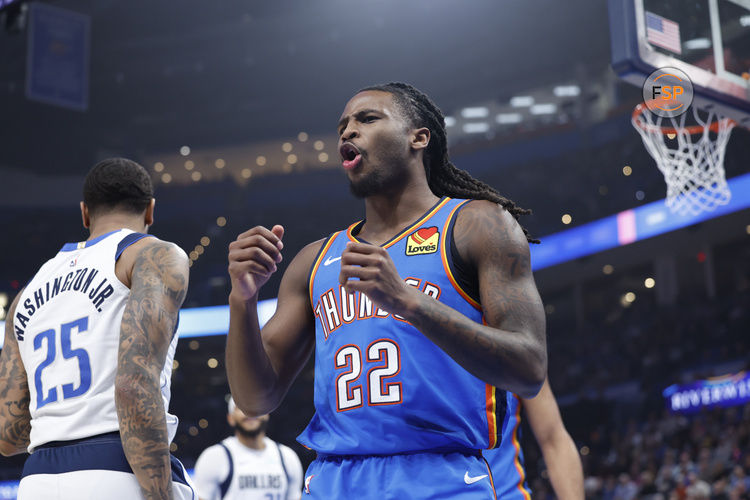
[298,197,507,455]
[484,393,532,500]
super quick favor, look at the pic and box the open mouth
[339,142,362,170]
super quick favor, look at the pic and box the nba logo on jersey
[405,226,439,256]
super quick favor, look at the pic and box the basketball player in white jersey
[0,158,195,499]
[193,397,303,500]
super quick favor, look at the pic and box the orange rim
[632,101,734,135]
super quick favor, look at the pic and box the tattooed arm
[340,200,546,397]
[115,239,189,500]
[0,292,31,456]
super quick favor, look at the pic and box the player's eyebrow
[337,109,382,134]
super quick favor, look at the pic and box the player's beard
[232,419,268,439]
[349,163,409,199]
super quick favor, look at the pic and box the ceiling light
[462,122,490,134]
[530,103,557,115]
[684,38,711,50]
[553,85,581,97]
[496,113,523,124]
[510,96,534,107]
[460,107,489,119]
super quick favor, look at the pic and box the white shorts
[18,432,196,500]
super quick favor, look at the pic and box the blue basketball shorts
[302,450,497,499]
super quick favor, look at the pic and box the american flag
[645,11,682,55]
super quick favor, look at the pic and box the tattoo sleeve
[0,293,31,456]
[116,241,188,500]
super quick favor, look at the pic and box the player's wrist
[396,285,427,322]
[229,288,259,307]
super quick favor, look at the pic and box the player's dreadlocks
[360,82,538,244]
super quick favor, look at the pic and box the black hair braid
[359,82,538,244]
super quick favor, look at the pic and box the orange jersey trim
[439,200,482,311]
[485,384,497,449]
[309,232,341,309]
[345,197,452,249]
[511,394,532,500]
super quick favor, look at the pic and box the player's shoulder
[297,237,328,264]
[197,439,233,462]
[120,235,187,271]
[454,199,529,249]
[282,237,328,281]
[122,234,187,261]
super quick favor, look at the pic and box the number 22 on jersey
[335,338,402,411]
[33,316,92,409]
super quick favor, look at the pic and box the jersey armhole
[218,442,234,499]
[115,233,154,262]
[307,232,339,309]
[276,442,292,500]
[446,203,481,305]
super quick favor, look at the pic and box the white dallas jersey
[12,229,179,452]
[193,436,303,500]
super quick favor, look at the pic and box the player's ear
[80,202,90,229]
[144,198,155,227]
[227,413,234,427]
[411,127,430,152]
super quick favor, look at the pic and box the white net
[632,104,735,216]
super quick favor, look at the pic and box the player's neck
[236,432,266,450]
[87,217,147,240]
[361,179,439,244]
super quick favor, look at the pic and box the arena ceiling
[0,0,611,175]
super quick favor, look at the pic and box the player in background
[0,158,194,500]
[487,378,584,500]
[226,82,547,498]
[193,397,303,500]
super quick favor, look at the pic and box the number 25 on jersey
[33,316,92,409]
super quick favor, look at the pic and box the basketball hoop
[632,101,735,216]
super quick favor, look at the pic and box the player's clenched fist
[339,241,418,316]
[228,225,284,302]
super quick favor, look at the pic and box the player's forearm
[0,385,31,456]
[0,410,31,457]
[115,371,173,500]
[0,295,31,456]
[226,294,284,415]
[541,434,584,500]
[401,288,546,398]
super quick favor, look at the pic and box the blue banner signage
[663,371,750,414]
[26,3,90,110]
[529,172,750,270]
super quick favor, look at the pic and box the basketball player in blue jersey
[0,158,195,499]
[487,378,583,499]
[226,82,547,499]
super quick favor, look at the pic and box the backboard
[609,0,750,125]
